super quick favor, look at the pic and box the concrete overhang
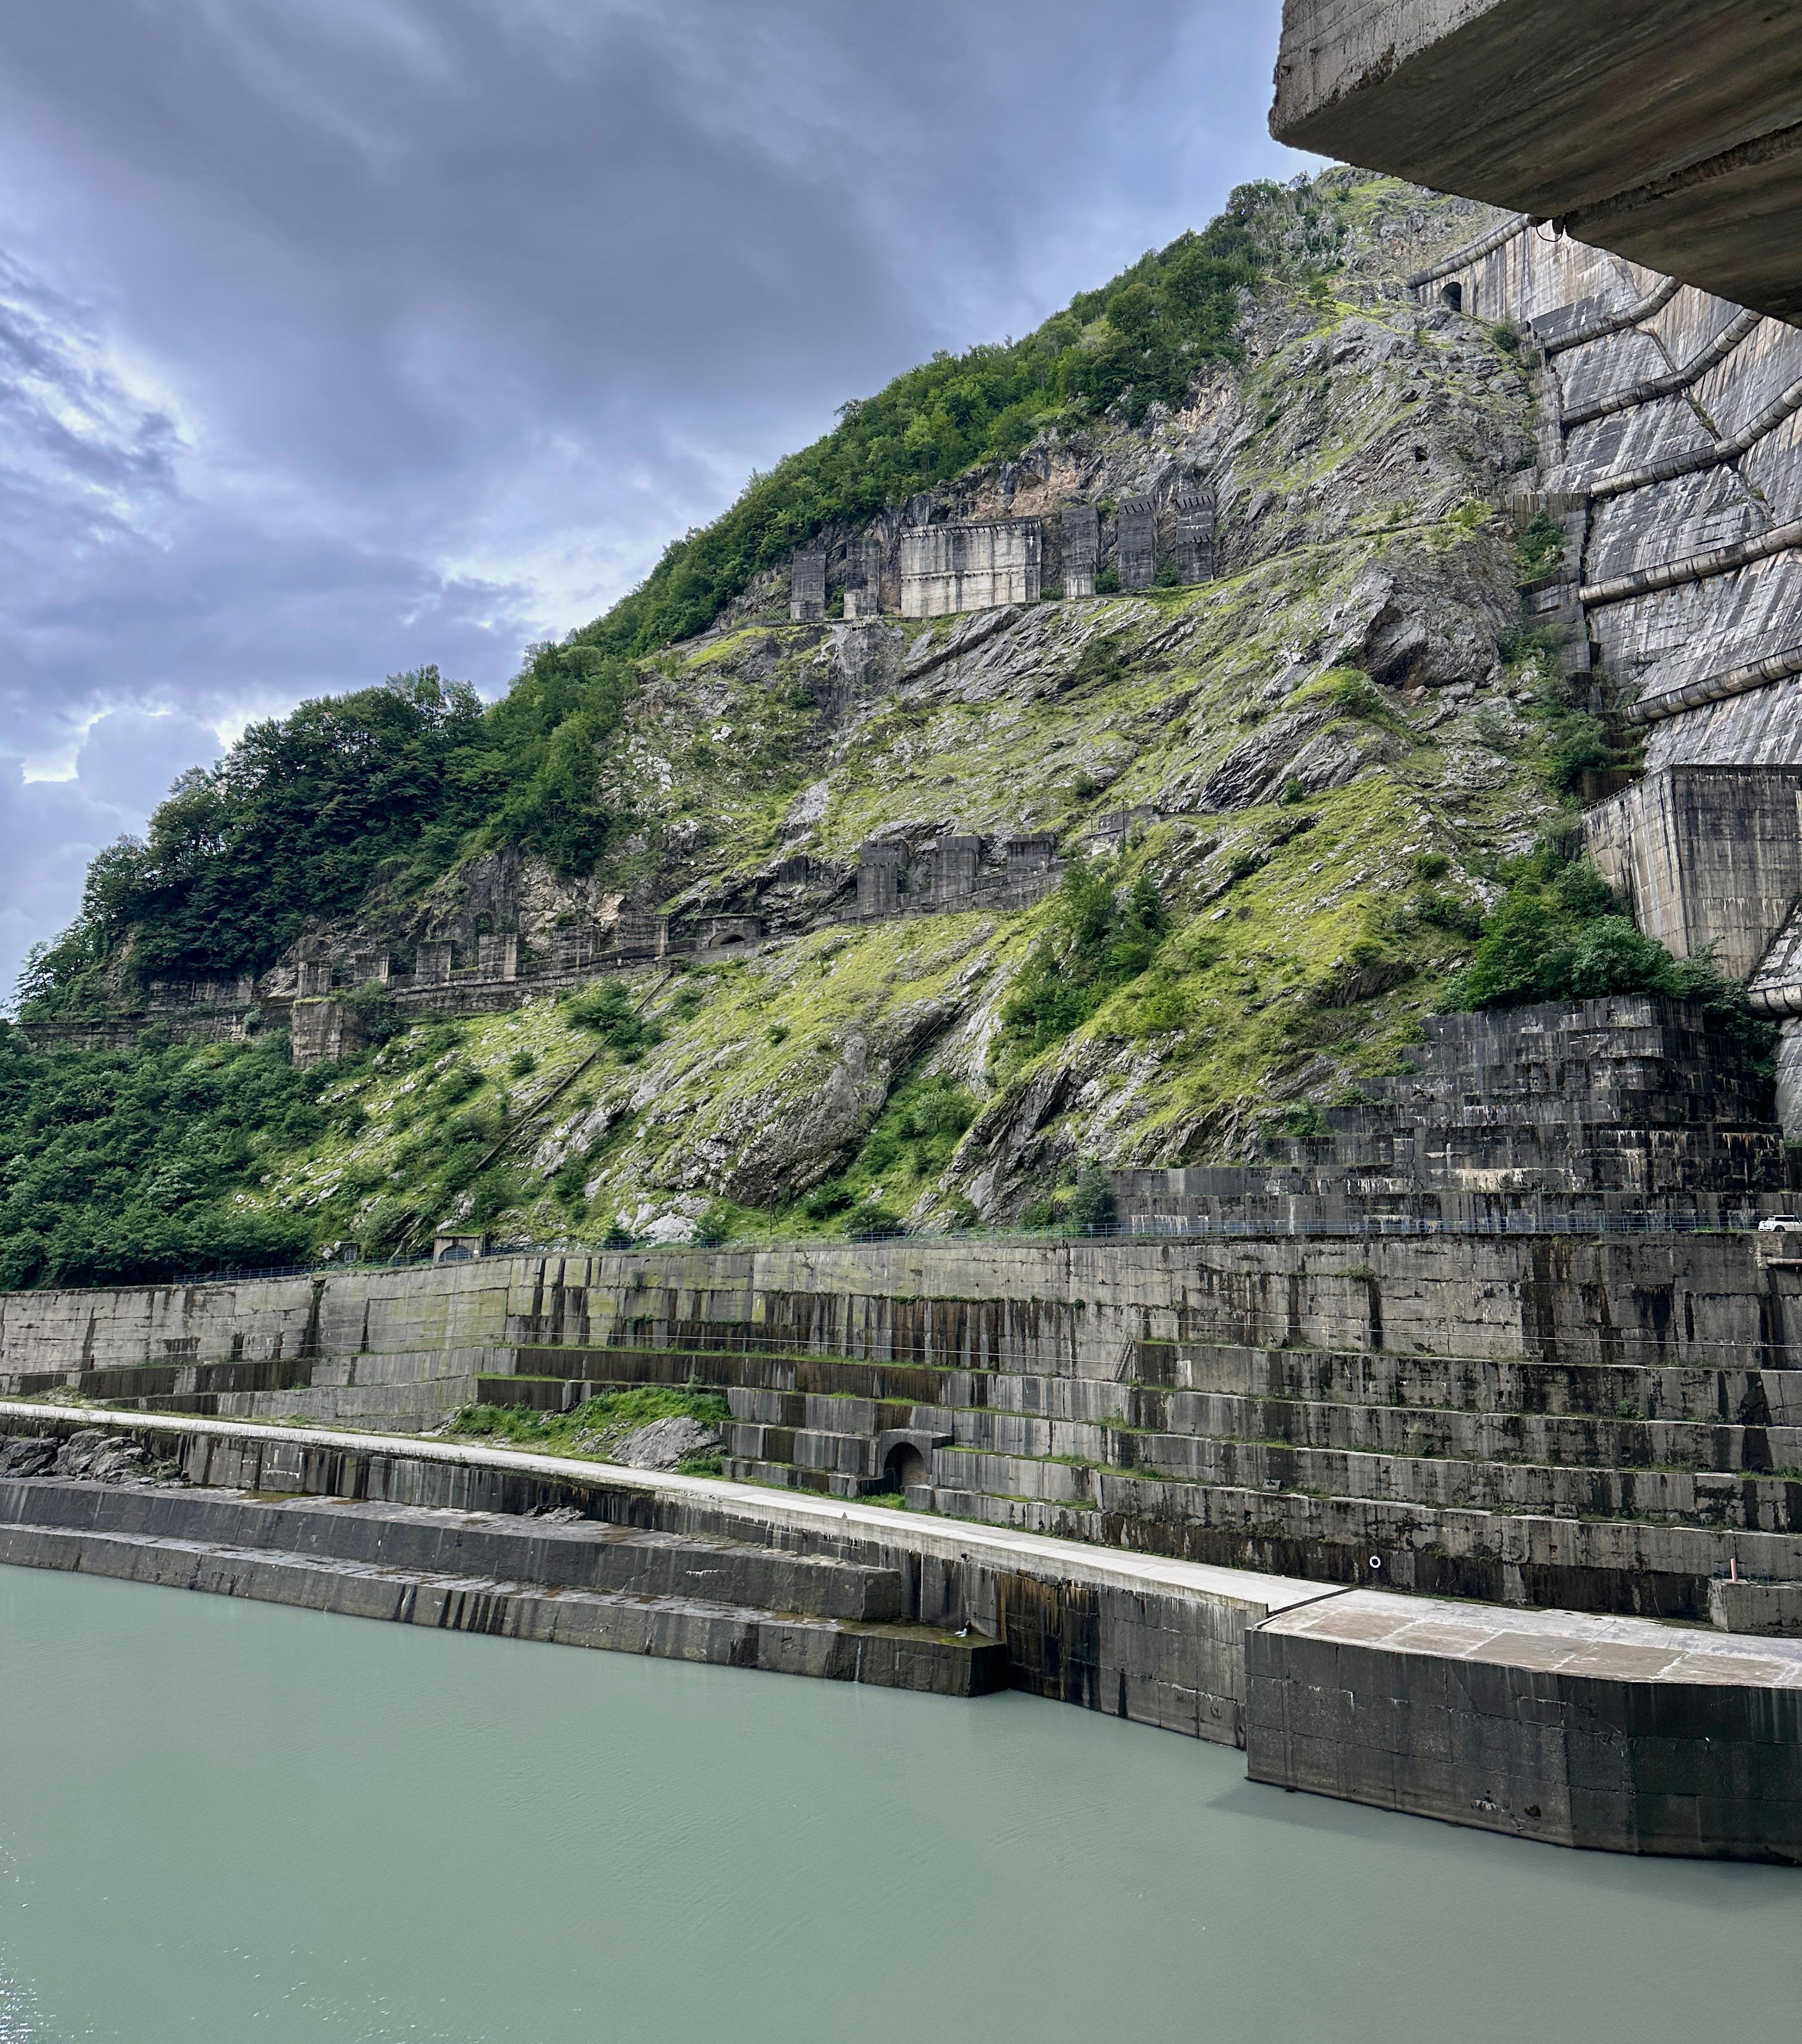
[1270,1,1802,325]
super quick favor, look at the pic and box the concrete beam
[1270,1,1802,326]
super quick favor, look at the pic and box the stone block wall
[290,998,369,1069]
[1117,496,1157,590]
[1173,489,1216,584]
[1117,998,1785,1226]
[855,841,907,918]
[789,549,827,623]
[1061,504,1098,598]
[850,832,1061,922]
[900,521,1040,619]
[1584,765,1802,980]
[843,535,883,619]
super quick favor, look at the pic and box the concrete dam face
[7,1203,1802,1862]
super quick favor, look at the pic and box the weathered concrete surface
[1584,768,1802,978]
[1422,216,1802,730]
[0,1477,904,1620]
[1247,1589,1802,1860]
[1708,1576,1802,1638]
[6,1407,1798,1859]
[5,1229,1788,1378]
[0,1402,1322,1747]
[1269,0,1802,325]
[7,1228,1800,1636]
[899,520,1040,618]
[0,1509,1002,1698]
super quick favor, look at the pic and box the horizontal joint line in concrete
[0,1402,1324,1614]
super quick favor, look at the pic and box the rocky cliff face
[231,172,1584,1247]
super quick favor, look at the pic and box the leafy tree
[577,205,1268,657]
[0,1029,319,1289]
[1069,1163,1117,1233]
[19,650,635,1012]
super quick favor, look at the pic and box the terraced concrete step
[474,1374,571,1411]
[0,1517,1002,1697]
[0,1480,905,1623]
[729,1375,1802,1493]
[1135,1342,1802,1424]
[510,1343,993,1406]
[927,1469,1801,1621]
[722,1456,876,1501]
[1135,1388,1798,1474]
[934,1434,1802,1530]
[936,1400,1802,1484]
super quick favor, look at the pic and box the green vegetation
[995,862,1168,1070]
[1020,1161,1117,1233]
[1449,849,1773,1063]
[18,649,634,1004]
[853,1073,977,1183]
[0,1029,319,1289]
[575,210,1264,657]
[563,981,664,1061]
[1515,512,1565,582]
[446,1385,729,1461]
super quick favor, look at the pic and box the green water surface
[0,1565,1795,2043]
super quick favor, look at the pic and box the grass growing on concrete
[445,1384,729,1463]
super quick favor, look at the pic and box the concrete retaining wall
[1247,1590,1802,1861]
[5,1405,1798,1859]
[3,1231,1792,1417]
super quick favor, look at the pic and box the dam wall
[7,1228,1802,1629]
[2,1229,1792,1411]
[2,1404,1798,1861]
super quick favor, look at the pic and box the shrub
[0,1033,322,1289]
[1068,1163,1117,1233]
[1517,512,1565,582]
[1278,1101,1328,1139]
[843,1200,905,1240]
[801,1179,854,1220]
[566,981,662,1059]
[1449,846,1775,1070]
[998,862,1169,1064]
[855,1074,978,1183]
[1410,889,1486,940]
[343,981,404,1049]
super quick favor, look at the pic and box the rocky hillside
[6,172,1594,1277]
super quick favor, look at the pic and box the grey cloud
[0,0,1301,1000]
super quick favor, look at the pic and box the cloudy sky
[0,0,1306,998]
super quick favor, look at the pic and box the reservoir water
[1,1566,1795,2043]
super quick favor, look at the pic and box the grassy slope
[8,175,1580,1266]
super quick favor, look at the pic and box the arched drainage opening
[883,1444,928,1494]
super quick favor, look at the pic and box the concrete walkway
[0,1399,1329,1617]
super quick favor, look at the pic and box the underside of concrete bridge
[1270,1,1802,327]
